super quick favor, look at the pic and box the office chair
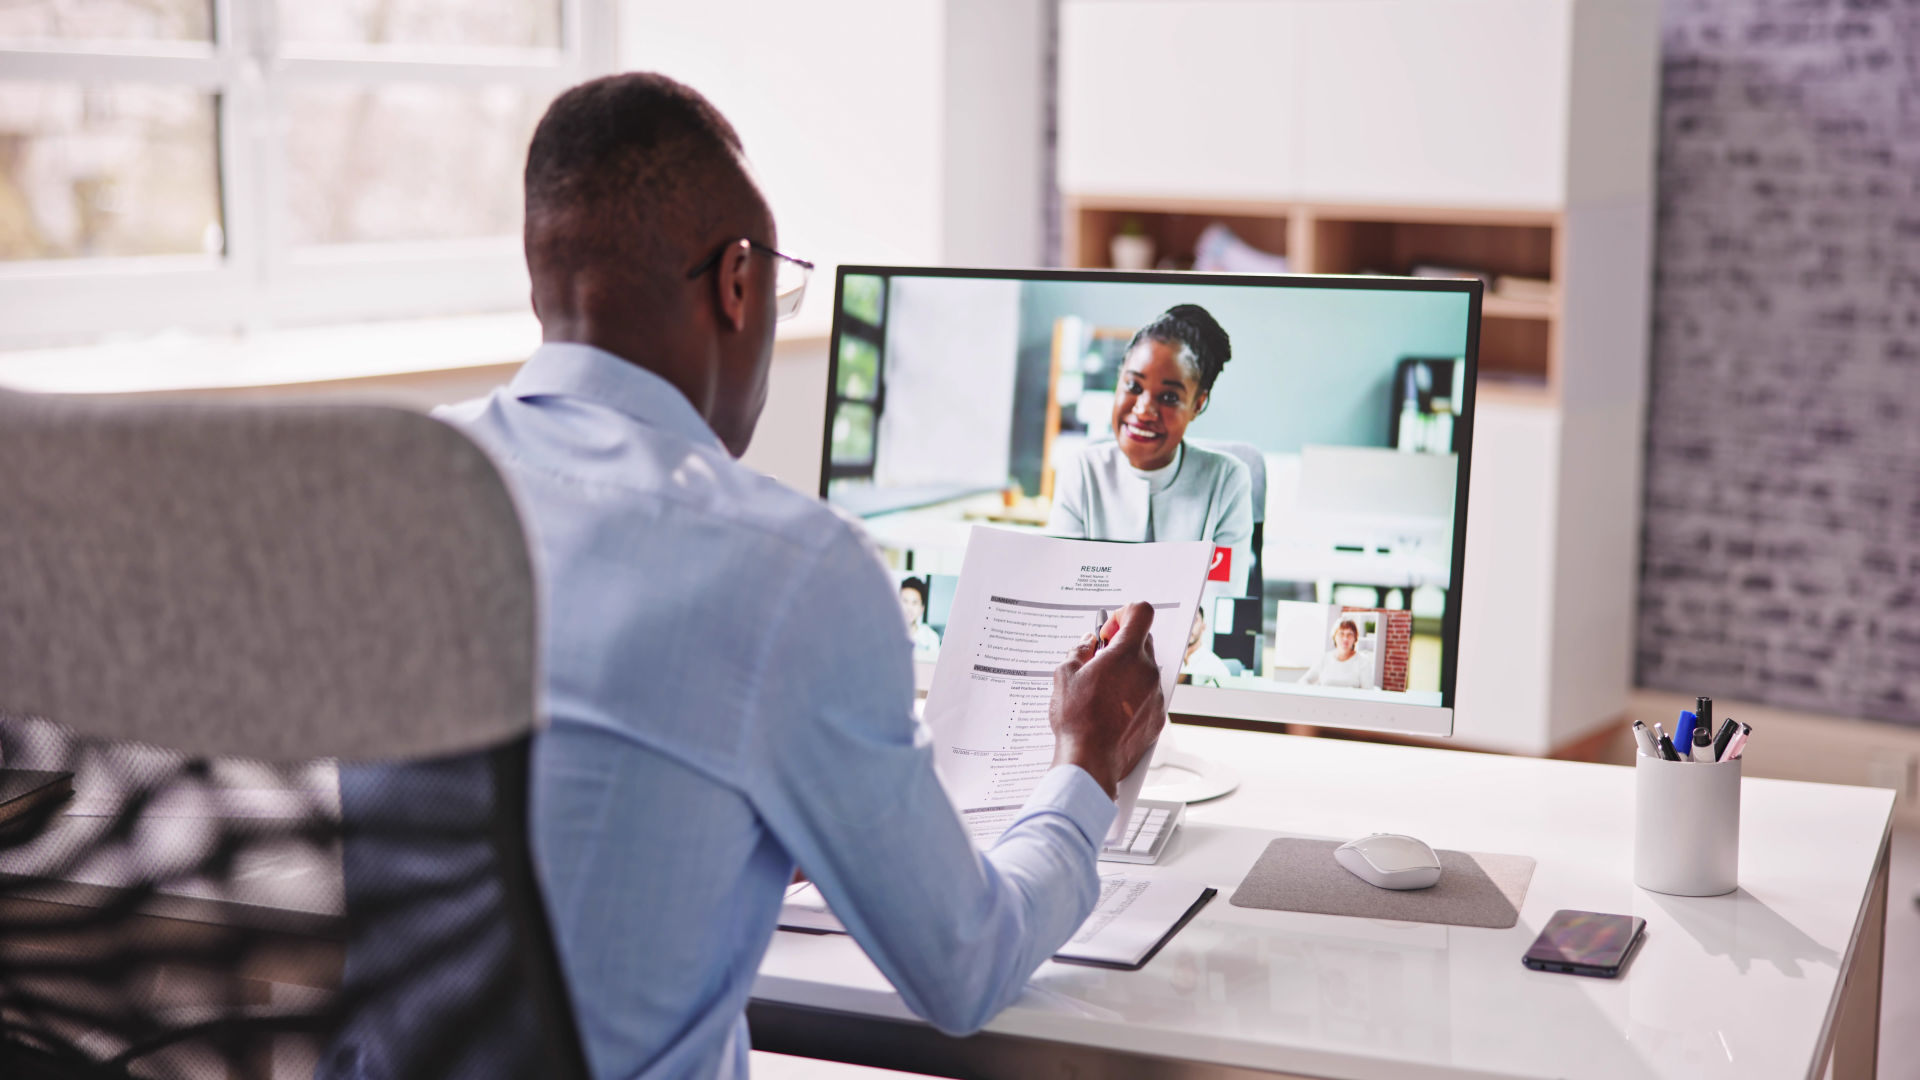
[1191,439,1267,673]
[1190,439,1267,603]
[0,389,590,1080]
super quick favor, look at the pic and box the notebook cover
[1050,886,1217,972]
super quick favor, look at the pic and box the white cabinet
[1286,0,1571,208]
[1062,0,1622,210]
[1058,1,1298,199]
[1453,402,1560,752]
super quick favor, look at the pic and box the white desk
[751,726,1892,1079]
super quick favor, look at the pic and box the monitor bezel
[819,264,1482,740]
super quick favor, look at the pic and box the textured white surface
[755,725,1893,1080]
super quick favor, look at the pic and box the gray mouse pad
[1229,838,1535,929]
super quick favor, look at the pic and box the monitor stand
[1140,728,1240,804]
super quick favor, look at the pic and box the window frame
[826,275,886,482]
[0,0,616,348]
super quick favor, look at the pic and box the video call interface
[824,271,1474,708]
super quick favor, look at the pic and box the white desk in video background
[751,726,1893,1080]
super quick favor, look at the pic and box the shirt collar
[508,342,723,452]
[1126,442,1184,493]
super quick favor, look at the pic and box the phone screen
[1523,910,1645,975]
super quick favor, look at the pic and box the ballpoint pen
[1722,722,1753,761]
[1630,720,1658,758]
[1710,717,1738,761]
[1656,733,1682,762]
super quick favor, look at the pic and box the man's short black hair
[524,73,753,299]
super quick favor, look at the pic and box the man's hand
[1048,601,1167,799]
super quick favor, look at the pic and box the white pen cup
[1634,753,1740,896]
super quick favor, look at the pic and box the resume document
[924,526,1213,847]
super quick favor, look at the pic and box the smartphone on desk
[1522,909,1646,978]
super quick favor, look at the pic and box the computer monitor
[820,266,1479,743]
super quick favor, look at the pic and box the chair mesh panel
[0,715,576,1080]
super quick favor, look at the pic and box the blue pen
[1674,710,1697,761]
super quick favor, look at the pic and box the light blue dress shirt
[435,344,1117,1080]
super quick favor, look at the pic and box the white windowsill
[0,308,833,396]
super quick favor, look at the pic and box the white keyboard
[1099,798,1185,864]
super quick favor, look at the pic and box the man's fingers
[1105,601,1157,653]
[1056,634,1098,683]
[1099,612,1122,644]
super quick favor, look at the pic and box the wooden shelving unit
[1064,196,1562,404]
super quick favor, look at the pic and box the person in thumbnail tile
[898,575,942,661]
[1047,303,1254,598]
[1301,618,1373,689]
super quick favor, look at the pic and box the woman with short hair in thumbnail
[1046,303,1254,599]
[898,575,942,661]
[1301,619,1374,689]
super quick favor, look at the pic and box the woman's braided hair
[1126,303,1232,406]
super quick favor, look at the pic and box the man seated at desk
[432,74,1169,1079]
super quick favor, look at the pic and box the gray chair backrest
[0,389,587,1080]
[0,389,535,762]
[1193,439,1267,524]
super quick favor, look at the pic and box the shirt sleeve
[1301,650,1326,685]
[1045,457,1089,538]
[739,528,1115,1036]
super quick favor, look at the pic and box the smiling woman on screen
[1046,303,1254,598]
[1301,619,1375,689]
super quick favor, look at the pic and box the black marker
[1692,719,1716,763]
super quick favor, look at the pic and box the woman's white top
[910,622,941,662]
[1046,441,1255,598]
[1302,649,1372,689]
[1182,647,1233,687]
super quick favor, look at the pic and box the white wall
[742,337,831,493]
[622,0,1048,341]
[941,0,1049,268]
[622,0,944,342]
[618,0,1052,492]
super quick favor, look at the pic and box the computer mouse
[1334,833,1442,890]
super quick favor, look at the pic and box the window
[0,0,613,349]
[828,273,886,482]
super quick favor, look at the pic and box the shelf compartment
[1307,216,1556,285]
[1476,312,1553,386]
[1069,203,1289,272]
[1481,294,1556,320]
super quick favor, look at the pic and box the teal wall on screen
[1015,279,1472,453]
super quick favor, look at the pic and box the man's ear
[711,238,753,333]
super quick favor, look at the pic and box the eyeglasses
[685,239,815,322]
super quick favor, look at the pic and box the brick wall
[1639,0,1920,726]
[1343,607,1413,693]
